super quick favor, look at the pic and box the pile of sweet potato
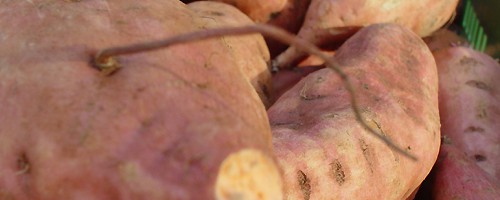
[1,0,498,199]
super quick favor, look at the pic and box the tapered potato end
[215,149,283,200]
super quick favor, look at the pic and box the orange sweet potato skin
[205,0,288,23]
[0,1,280,199]
[268,24,440,199]
[275,0,459,68]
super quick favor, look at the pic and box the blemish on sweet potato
[16,153,30,175]
[270,12,281,20]
[271,122,303,130]
[195,82,210,89]
[474,154,487,162]
[476,107,488,119]
[300,94,325,100]
[359,139,374,173]
[371,120,387,137]
[330,159,346,186]
[465,80,490,92]
[299,82,325,101]
[362,83,369,90]
[208,11,224,16]
[464,126,485,133]
[322,113,339,119]
[441,135,452,144]
[459,56,480,66]
[297,170,311,200]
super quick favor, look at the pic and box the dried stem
[94,24,417,161]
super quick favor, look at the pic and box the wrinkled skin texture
[268,24,440,199]
[0,0,281,199]
[188,1,273,107]
[435,47,500,181]
[275,0,459,68]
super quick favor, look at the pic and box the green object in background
[462,0,488,52]
[457,0,500,59]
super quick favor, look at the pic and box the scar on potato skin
[474,154,487,162]
[441,135,452,144]
[466,80,490,92]
[464,126,485,133]
[359,139,374,173]
[297,170,311,200]
[299,82,326,100]
[459,56,481,66]
[476,107,488,119]
[208,11,224,16]
[16,153,30,175]
[271,122,303,130]
[330,159,346,186]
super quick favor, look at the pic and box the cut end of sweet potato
[215,149,283,200]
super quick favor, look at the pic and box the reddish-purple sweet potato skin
[432,140,500,199]
[268,24,440,199]
[0,1,280,199]
[435,47,500,181]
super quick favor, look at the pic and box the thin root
[93,24,418,161]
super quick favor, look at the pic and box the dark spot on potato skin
[297,170,311,200]
[466,80,490,92]
[330,159,346,185]
[17,153,30,175]
[271,122,303,130]
[476,107,488,119]
[300,94,326,100]
[464,126,485,133]
[459,56,481,66]
[208,11,224,16]
[441,135,452,144]
[270,12,281,19]
[474,154,487,162]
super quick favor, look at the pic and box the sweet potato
[434,46,500,181]
[196,0,288,23]
[274,0,459,68]
[188,1,273,107]
[264,0,311,57]
[432,138,500,199]
[0,1,282,199]
[268,23,440,199]
[423,29,468,52]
